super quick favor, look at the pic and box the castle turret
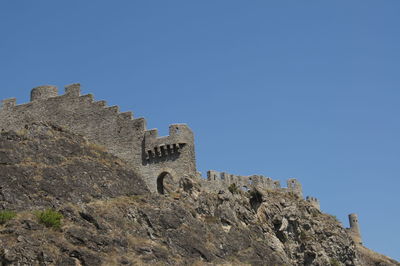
[348,213,362,245]
[30,85,58,101]
[287,178,303,198]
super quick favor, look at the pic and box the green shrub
[0,210,16,224]
[35,209,63,229]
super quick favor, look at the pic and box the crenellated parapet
[0,84,197,193]
[206,170,303,197]
[247,174,281,189]
[207,170,279,189]
[30,85,59,101]
[0,84,140,128]
[306,196,320,210]
[144,124,193,160]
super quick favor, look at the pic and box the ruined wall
[208,171,269,191]
[285,178,303,198]
[0,84,197,192]
[306,196,320,210]
[206,170,305,198]
[207,171,280,190]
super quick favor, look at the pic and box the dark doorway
[157,172,174,194]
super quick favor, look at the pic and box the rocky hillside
[0,123,398,265]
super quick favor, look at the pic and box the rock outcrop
[0,124,398,265]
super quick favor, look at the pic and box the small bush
[130,195,145,201]
[35,209,63,229]
[330,258,341,266]
[311,209,319,217]
[330,215,340,223]
[204,215,219,224]
[228,183,239,194]
[299,231,308,241]
[0,210,16,224]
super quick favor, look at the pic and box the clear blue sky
[1,1,399,260]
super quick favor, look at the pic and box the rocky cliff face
[0,124,398,265]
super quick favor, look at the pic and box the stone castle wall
[2,84,364,243]
[0,84,196,192]
[0,84,316,205]
[206,170,304,198]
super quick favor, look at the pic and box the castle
[0,84,195,193]
[0,84,362,244]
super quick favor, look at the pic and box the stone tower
[348,213,362,245]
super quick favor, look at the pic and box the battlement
[0,85,138,126]
[30,85,59,101]
[206,170,303,197]
[0,84,197,193]
[306,196,320,210]
[144,124,193,160]
[1,84,83,111]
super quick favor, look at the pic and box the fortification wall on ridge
[206,170,305,198]
[0,84,197,192]
[2,84,362,238]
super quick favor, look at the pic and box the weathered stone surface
[0,123,148,211]
[0,116,398,265]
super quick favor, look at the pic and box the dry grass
[203,215,219,224]
[15,128,28,136]
[86,142,107,153]
[357,245,400,265]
